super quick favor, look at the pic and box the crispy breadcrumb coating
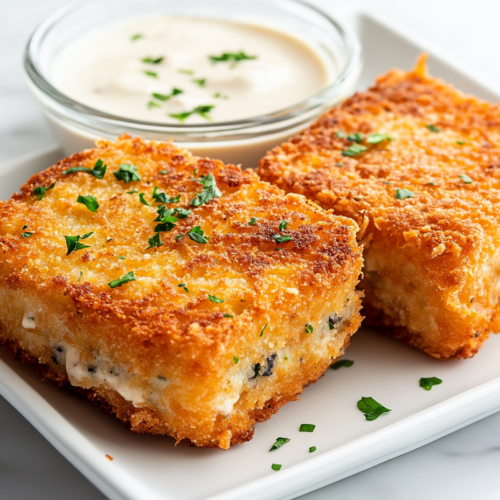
[0,135,362,447]
[258,55,500,359]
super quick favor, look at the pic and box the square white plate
[2,10,500,500]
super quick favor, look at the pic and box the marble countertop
[2,1,500,499]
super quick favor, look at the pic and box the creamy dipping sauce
[52,16,331,124]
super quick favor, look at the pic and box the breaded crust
[258,55,500,359]
[0,135,363,447]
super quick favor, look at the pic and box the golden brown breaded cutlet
[258,55,500,360]
[0,135,363,448]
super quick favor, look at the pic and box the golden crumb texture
[0,135,363,448]
[259,55,500,359]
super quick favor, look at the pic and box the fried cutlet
[0,135,363,448]
[258,55,500,360]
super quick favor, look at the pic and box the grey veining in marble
[1,1,500,499]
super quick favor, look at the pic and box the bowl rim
[24,0,362,133]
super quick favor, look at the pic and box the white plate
[2,10,500,500]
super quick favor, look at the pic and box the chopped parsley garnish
[77,195,99,212]
[224,313,234,318]
[279,220,288,232]
[269,437,290,451]
[22,225,28,230]
[144,70,158,78]
[174,207,191,219]
[139,193,150,206]
[214,93,228,99]
[233,356,239,364]
[118,256,126,260]
[357,396,391,421]
[336,130,344,138]
[188,226,209,244]
[305,324,313,334]
[456,140,465,145]
[427,182,436,186]
[114,163,141,183]
[152,187,181,204]
[65,232,93,256]
[192,78,206,87]
[208,295,224,303]
[395,188,414,200]
[260,323,268,337]
[148,101,161,109]
[425,124,440,133]
[366,133,392,144]
[209,51,257,67]
[152,88,183,101]
[190,173,221,206]
[299,424,315,432]
[271,464,282,471]
[131,34,143,41]
[347,132,363,143]
[178,283,189,293]
[175,234,185,242]
[159,170,168,175]
[420,377,442,391]
[178,68,194,75]
[309,446,317,453]
[331,359,354,370]
[142,56,164,64]
[249,217,257,226]
[342,144,367,157]
[274,234,292,244]
[127,190,138,195]
[154,206,178,232]
[64,158,107,179]
[147,233,163,249]
[34,182,55,200]
[22,231,33,238]
[170,105,215,122]
[108,271,136,289]
[459,174,473,184]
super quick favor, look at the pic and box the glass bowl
[25,0,362,167]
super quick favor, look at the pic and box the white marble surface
[2,0,500,499]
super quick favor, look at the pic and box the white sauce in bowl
[51,16,331,124]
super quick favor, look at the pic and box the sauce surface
[52,16,331,124]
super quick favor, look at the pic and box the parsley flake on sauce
[279,220,288,231]
[144,70,158,78]
[139,193,150,206]
[64,158,107,179]
[77,195,99,212]
[118,256,126,260]
[357,396,391,421]
[175,234,185,242]
[269,437,290,451]
[130,34,143,41]
[309,446,317,453]
[260,323,268,337]
[127,190,138,195]
[342,143,367,157]
[366,133,392,144]
[190,173,221,206]
[331,359,354,370]
[420,377,442,391]
[305,324,313,334]
[147,233,163,249]
[224,313,234,318]
[208,295,224,303]
[154,206,178,232]
[152,88,183,101]
[114,163,141,183]
[174,207,191,219]
[148,101,161,109]
[249,217,257,226]
[299,424,315,432]
[425,124,440,133]
[233,356,239,364]
[347,132,363,143]
[22,231,33,238]
[271,464,282,471]
[170,105,215,122]
[142,56,164,64]
[65,232,93,256]
[395,188,414,200]
[459,174,473,184]
[178,283,189,293]
[178,69,194,75]
[336,130,344,138]
[456,140,466,145]
[188,226,209,244]
[209,51,257,67]
[108,271,136,289]
[274,234,292,244]
[192,78,206,87]
[34,182,55,200]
